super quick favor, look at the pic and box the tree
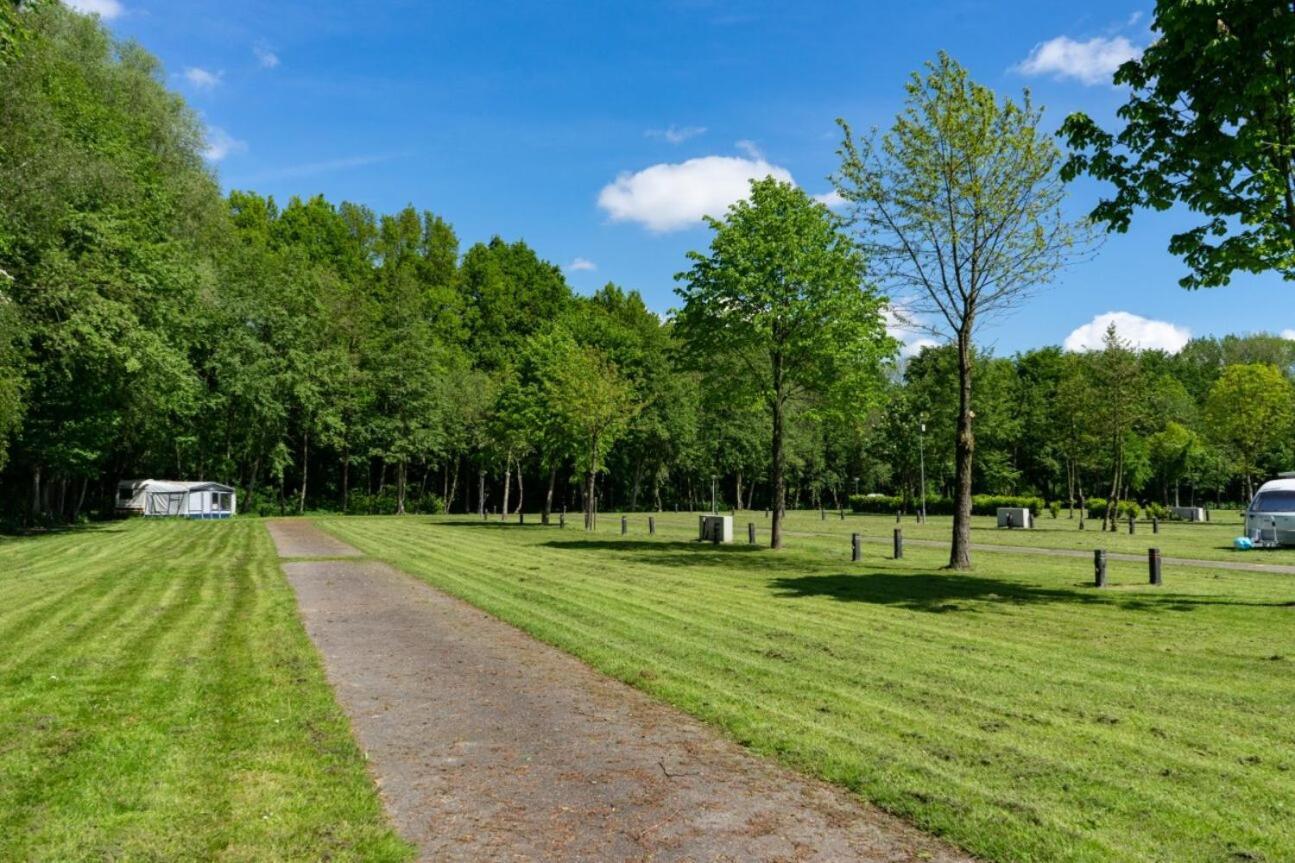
[834,53,1086,568]
[1090,325,1146,530]
[675,177,891,549]
[1203,363,1295,499]
[1061,2,1295,289]
[546,342,638,529]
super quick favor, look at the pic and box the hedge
[848,495,1176,521]
[849,494,1043,516]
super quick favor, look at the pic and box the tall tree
[546,343,638,530]
[1061,2,1295,288]
[1203,363,1295,499]
[833,52,1086,568]
[675,177,891,549]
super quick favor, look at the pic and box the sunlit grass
[322,511,1295,863]
[0,520,411,862]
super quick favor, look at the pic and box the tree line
[3,3,1295,561]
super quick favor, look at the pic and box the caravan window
[1250,490,1295,513]
[217,492,232,511]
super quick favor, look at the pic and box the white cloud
[884,303,939,357]
[184,67,223,90]
[597,153,794,232]
[647,125,706,144]
[1016,35,1141,85]
[1063,311,1191,353]
[253,44,280,69]
[814,189,846,209]
[1282,329,1295,341]
[202,127,247,162]
[565,257,597,272]
[65,0,124,20]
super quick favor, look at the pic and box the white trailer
[116,479,236,519]
[1245,476,1295,547]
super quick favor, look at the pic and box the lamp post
[918,421,927,524]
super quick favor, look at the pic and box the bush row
[850,495,1183,521]
[849,494,1045,516]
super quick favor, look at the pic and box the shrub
[345,490,445,515]
[850,494,1044,516]
[1049,501,1061,518]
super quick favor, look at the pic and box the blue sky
[75,0,1295,355]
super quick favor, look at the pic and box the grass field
[787,508,1291,564]
[320,511,1295,863]
[0,520,411,862]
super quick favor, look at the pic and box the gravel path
[267,520,974,863]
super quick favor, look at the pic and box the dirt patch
[277,522,974,862]
[266,518,362,558]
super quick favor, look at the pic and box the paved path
[266,520,973,863]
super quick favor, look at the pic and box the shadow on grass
[0,521,128,541]
[539,538,825,572]
[770,572,1279,613]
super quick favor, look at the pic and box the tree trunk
[341,451,350,513]
[298,431,309,514]
[515,461,524,514]
[543,466,556,524]
[630,460,643,511]
[501,452,512,521]
[735,472,743,513]
[584,434,599,530]
[31,464,41,520]
[447,458,460,514]
[770,352,786,550]
[478,468,486,516]
[949,330,975,569]
[396,461,407,515]
[72,476,88,522]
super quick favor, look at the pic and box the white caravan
[116,479,237,519]
[1245,474,1295,547]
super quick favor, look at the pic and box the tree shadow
[769,571,1278,613]
[540,538,822,571]
[431,520,553,529]
[0,522,127,541]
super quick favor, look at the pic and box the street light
[918,421,927,524]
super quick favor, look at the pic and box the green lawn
[0,519,411,863]
[782,508,1287,564]
[321,512,1295,863]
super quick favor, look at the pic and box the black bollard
[1205,509,1211,522]
[840,508,845,520]
[893,527,903,559]
[821,508,826,521]
[1148,547,1162,585]
[621,515,627,535]
[649,516,656,535]
[852,532,862,562]
[559,511,565,529]
[1152,516,1159,534]
[1094,549,1107,588]
[519,511,524,524]
[748,522,756,544]
[1079,513,1085,530]
[896,511,901,524]
[1128,514,1135,535]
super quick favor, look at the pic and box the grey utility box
[698,514,734,543]
[1171,506,1206,522]
[997,507,1033,529]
